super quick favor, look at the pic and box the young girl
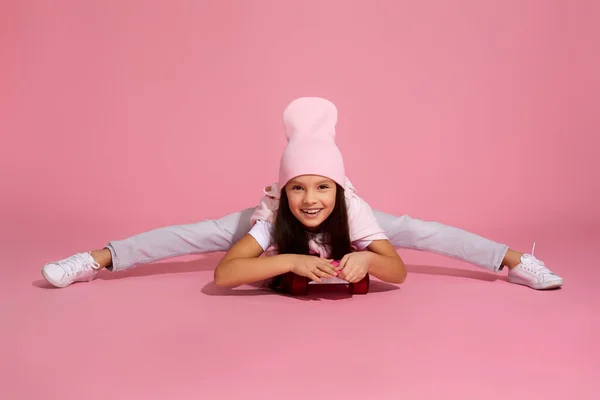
[41,97,563,291]
[214,97,407,287]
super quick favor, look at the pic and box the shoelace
[60,254,99,276]
[521,242,553,275]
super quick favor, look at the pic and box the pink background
[2,1,599,399]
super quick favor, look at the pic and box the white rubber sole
[508,275,564,290]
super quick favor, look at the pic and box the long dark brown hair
[272,182,353,260]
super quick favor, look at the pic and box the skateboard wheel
[288,272,309,296]
[349,274,370,294]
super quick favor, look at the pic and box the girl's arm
[213,234,338,287]
[213,234,292,287]
[366,239,408,283]
[338,239,407,284]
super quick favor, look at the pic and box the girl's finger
[344,265,357,282]
[350,270,366,283]
[340,263,352,277]
[315,269,330,278]
[308,271,321,283]
[338,254,350,270]
[345,271,355,283]
[317,263,338,276]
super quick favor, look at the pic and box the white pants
[106,208,509,273]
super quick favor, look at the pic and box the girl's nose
[303,190,317,204]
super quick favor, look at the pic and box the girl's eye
[319,185,329,190]
[291,186,303,190]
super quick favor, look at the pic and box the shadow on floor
[31,257,509,293]
[199,278,401,301]
[406,264,509,283]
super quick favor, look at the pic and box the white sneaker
[42,252,101,288]
[507,243,563,290]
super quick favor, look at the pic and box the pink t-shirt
[249,177,387,258]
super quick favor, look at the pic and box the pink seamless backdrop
[2,1,599,399]
[2,0,598,236]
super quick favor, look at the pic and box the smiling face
[284,175,337,230]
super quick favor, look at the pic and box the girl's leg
[372,210,563,289]
[373,210,509,273]
[42,207,256,287]
[104,207,256,272]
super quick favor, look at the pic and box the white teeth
[302,209,321,214]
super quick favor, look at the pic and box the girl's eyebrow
[289,179,333,186]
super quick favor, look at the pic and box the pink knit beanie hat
[278,97,345,189]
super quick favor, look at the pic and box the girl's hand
[336,252,373,283]
[291,255,338,282]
